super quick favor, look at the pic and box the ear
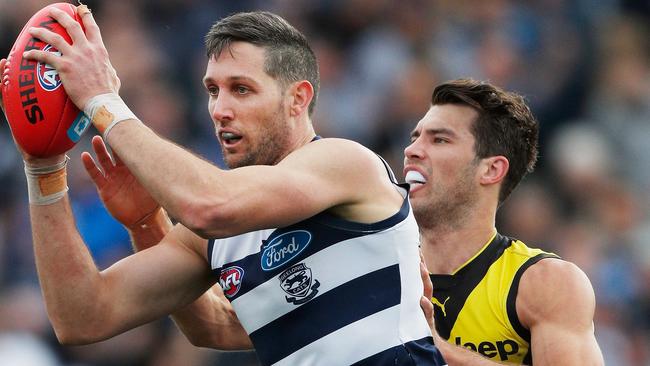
[288,80,314,117]
[479,156,509,186]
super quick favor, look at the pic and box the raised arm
[23,7,400,239]
[518,259,604,366]
[29,185,213,344]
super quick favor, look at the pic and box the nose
[404,137,423,161]
[209,94,234,123]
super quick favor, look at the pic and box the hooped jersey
[208,158,446,366]
[430,233,559,364]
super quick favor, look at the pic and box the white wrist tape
[84,93,139,140]
[24,156,70,205]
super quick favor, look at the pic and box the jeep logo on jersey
[455,337,520,361]
[219,266,244,298]
[261,230,312,271]
[36,45,62,91]
[279,263,320,305]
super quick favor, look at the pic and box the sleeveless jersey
[429,232,558,364]
[208,165,446,365]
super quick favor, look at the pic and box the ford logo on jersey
[261,230,312,271]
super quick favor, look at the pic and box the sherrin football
[1,2,90,158]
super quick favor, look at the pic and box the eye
[235,85,250,95]
[206,85,219,96]
[433,137,449,144]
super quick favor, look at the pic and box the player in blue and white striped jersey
[19,8,446,366]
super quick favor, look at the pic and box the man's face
[403,104,481,228]
[203,42,291,168]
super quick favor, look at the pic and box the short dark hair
[431,79,539,204]
[205,11,320,116]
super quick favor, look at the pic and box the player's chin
[222,153,247,170]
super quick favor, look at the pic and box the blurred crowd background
[0,0,649,365]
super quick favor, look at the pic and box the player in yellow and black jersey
[405,79,603,365]
[429,232,557,364]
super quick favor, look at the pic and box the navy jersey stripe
[310,192,409,232]
[352,337,446,365]
[208,188,409,281]
[250,264,402,365]
[214,220,369,300]
[207,223,367,277]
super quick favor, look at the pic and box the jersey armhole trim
[506,253,560,343]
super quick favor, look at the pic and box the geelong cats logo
[279,263,320,305]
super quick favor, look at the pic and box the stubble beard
[413,163,479,233]
[223,103,290,169]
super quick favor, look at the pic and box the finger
[81,151,107,188]
[48,7,87,46]
[420,296,434,330]
[27,27,72,55]
[1,58,6,80]
[22,49,62,70]
[0,58,6,113]
[91,135,115,171]
[420,256,433,300]
[77,5,102,44]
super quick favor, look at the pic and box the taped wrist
[24,156,69,205]
[84,93,139,140]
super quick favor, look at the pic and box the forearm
[171,287,253,350]
[105,120,228,233]
[127,211,253,349]
[30,196,107,342]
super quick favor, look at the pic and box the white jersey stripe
[232,223,409,333]
[274,304,404,366]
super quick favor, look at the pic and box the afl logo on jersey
[261,230,312,271]
[279,263,320,305]
[36,45,63,91]
[219,266,244,298]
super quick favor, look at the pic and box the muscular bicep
[99,224,215,335]
[200,139,395,237]
[518,259,604,366]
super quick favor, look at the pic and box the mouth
[405,170,427,192]
[219,131,243,147]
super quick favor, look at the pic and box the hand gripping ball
[1,3,90,157]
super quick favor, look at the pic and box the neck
[419,206,497,274]
[277,119,316,164]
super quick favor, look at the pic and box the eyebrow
[410,127,457,139]
[202,75,258,86]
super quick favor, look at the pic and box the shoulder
[291,138,380,163]
[505,237,557,260]
[517,257,596,329]
[280,137,390,181]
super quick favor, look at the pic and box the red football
[1,2,90,158]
